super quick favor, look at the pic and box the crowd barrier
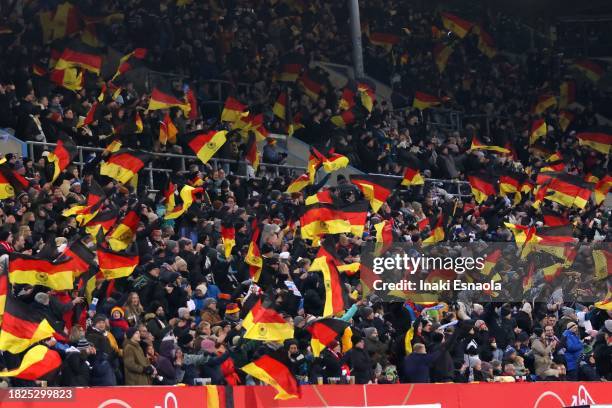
[1,382,610,408]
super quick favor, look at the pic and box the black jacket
[60,350,91,386]
[343,347,373,384]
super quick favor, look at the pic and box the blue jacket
[401,351,441,383]
[563,330,583,371]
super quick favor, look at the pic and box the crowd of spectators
[0,0,610,388]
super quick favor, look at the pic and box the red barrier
[0,382,610,408]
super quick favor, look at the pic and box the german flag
[559,81,576,109]
[339,85,356,110]
[233,113,268,140]
[536,172,593,209]
[594,175,612,205]
[299,72,324,100]
[85,208,118,237]
[240,349,299,400]
[221,224,236,259]
[112,48,147,81]
[0,273,7,325]
[349,174,398,213]
[541,207,569,227]
[422,213,446,246]
[159,113,178,145]
[540,152,565,173]
[8,253,75,290]
[479,249,502,277]
[244,132,260,171]
[77,101,98,128]
[523,261,536,294]
[300,204,352,240]
[100,149,150,184]
[521,225,577,261]
[440,12,473,38]
[147,86,191,115]
[107,207,140,251]
[246,221,263,282]
[182,129,226,164]
[273,91,287,120]
[374,218,394,255]
[468,173,497,204]
[162,178,176,213]
[286,173,311,194]
[308,147,324,183]
[55,43,102,75]
[469,134,510,154]
[413,91,440,110]
[221,97,248,122]
[242,298,294,341]
[307,318,350,357]
[39,2,81,43]
[309,243,346,316]
[531,94,557,115]
[433,43,454,73]
[0,296,57,353]
[593,249,611,281]
[573,60,604,82]
[319,149,349,173]
[340,200,370,238]
[0,345,61,380]
[50,67,84,91]
[62,239,96,277]
[165,185,202,220]
[368,32,400,51]
[558,110,574,132]
[305,190,334,206]
[46,137,77,183]
[499,172,523,204]
[529,119,547,145]
[97,243,139,279]
[357,82,376,113]
[0,163,28,199]
[278,54,303,82]
[331,109,357,128]
[576,127,612,155]
[473,25,496,58]
[402,167,425,186]
[287,112,304,137]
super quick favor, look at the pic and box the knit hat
[203,298,217,309]
[92,314,107,325]
[604,320,612,335]
[166,240,178,252]
[126,327,138,340]
[363,327,376,338]
[76,338,91,350]
[351,334,364,345]
[111,306,124,318]
[360,307,374,319]
[566,321,578,330]
[562,307,575,317]
[178,333,194,347]
[178,307,190,319]
[225,303,240,314]
[201,339,216,353]
[34,292,50,306]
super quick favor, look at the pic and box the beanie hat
[110,306,124,318]
[178,307,190,319]
[203,298,217,309]
[126,327,138,340]
[225,303,240,314]
[166,240,178,252]
[201,339,216,353]
[363,327,376,338]
[351,334,364,345]
[562,307,575,317]
[34,292,50,305]
[360,307,374,318]
[92,314,107,325]
[178,333,194,347]
[76,338,91,350]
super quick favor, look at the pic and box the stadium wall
[1,382,610,408]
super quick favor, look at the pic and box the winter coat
[155,340,178,385]
[563,330,583,371]
[199,351,231,385]
[401,351,441,383]
[320,349,343,379]
[593,332,611,380]
[343,347,373,384]
[429,343,454,382]
[90,351,117,386]
[531,338,555,378]
[123,339,152,385]
[60,349,91,386]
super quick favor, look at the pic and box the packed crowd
[0,0,611,389]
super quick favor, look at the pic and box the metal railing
[369,173,472,198]
[25,141,306,192]
[200,79,253,103]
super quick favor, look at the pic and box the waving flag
[576,127,612,155]
[55,42,103,75]
[307,318,350,357]
[165,185,202,220]
[529,119,547,145]
[558,110,574,132]
[8,253,75,290]
[559,81,576,109]
[413,92,440,110]
[107,207,140,251]
[147,86,191,115]
[240,350,299,400]
[0,345,61,380]
[221,97,248,122]
[246,221,263,282]
[433,43,454,72]
[242,298,294,342]
[221,224,236,258]
[350,174,399,212]
[309,242,347,316]
[470,134,510,154]
[159,113,178,145]
[46,137,77,183]
[0,296,57,353]
[183,130,228,165]
[100,149,150,184]
[441,12,473,38]
[468,173,498,204]
[273,91,287,120]
[573,60,604,82]
[286,173,311,193]
[97,243,139,279]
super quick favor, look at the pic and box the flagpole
[348,0,365,79]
